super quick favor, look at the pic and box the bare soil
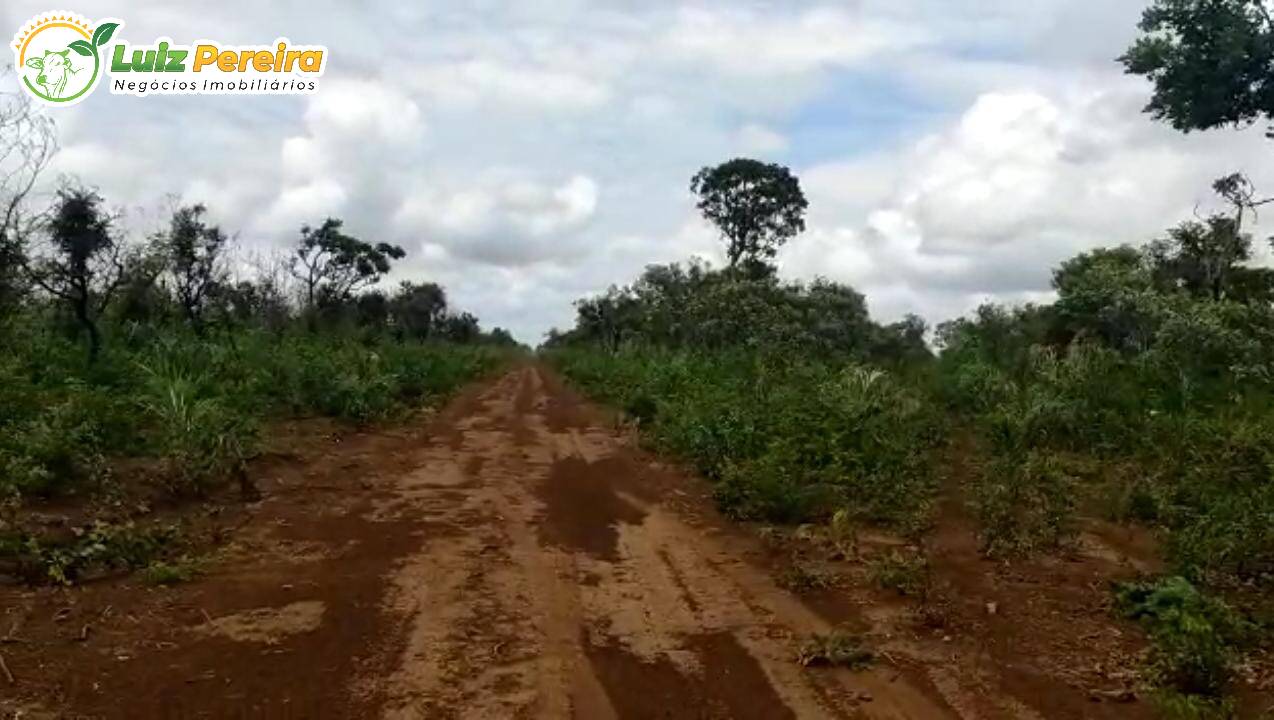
[0,364,1218,718]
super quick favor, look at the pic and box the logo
[12,10,327,106]
[12,11,116,105]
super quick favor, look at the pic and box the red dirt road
[2,366,1164,718]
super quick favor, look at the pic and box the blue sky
[4,1,1272,343]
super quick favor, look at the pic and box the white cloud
[782,86,1274,324]
[394,174,599,267]
[410,60,610,111]
[662,6,927,76]
[302,79,424,146]
[735,124,789,154]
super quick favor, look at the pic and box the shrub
[868,549,930,598]
[973,450,1076,558]
[552,349,941,530]
[139,361,258,496]
[777,561,838,593]
[1116,576,1251,699]
[0,394,106,499]
[142,555,206,585]
[4,521,182,585]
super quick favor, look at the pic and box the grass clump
[797,630,874,669]
[867,549,930,598]
[142,555,207,585]
[777,561,838,593]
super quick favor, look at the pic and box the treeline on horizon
[2,185,518,358]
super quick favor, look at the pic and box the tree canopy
[27,187,126,360]
[289,218,405,309]
[161,203,230,334]
[1120,0,1274,136]
[690,158,808,274]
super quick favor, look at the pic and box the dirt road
[3,365,1156,718]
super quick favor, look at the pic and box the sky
[4,1,1273,344]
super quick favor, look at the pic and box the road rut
[367,366,952,718]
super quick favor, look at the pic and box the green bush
[1116,576,1251,701]
[550,349,942,530]
[2,521,183,585]
[142,555,206,585]
[973,450,1076,558]
[0,325,503,504]
[868,549,930,598]
[140,364,258,495]
[797,631,874,668]
[0,393,106,499]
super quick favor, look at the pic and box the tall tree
[288,218,405,311]
[1145,177,1274,302]
[161,203,230,334]
[1147,216,1252,300]
[487,327,518,347]
[27,187,126,361]
[574,286,638,353]
[390,281,448,340]
[1051,245,1160,350]
[1120,0,1274,137]
[1211,172,1273,234]
[690,158,808,275]
[355,290,391,330]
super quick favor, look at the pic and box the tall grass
[0,320,506,503]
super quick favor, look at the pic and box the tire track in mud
[367,366,960,719]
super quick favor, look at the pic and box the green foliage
[1151,415,1274,584]
[0,181,513,588]
[777,561,838,593]
[139,357,258,495]
[0,325,504,584]
[974,449,1077,558]
[1121,0,1274,137]
[550,264,929,366]
[1116,577,1251,700]
[160,203,230,333]
[0,391,106,499]
[390,281,448,340]
[0,322,504,504]
[796,631,874,669]
[256,336,502,423]
[551,349,942,530]
[868,549,930,598]
[26,185,126,362]
[936,217,1274,583]
[2,521,182,585]
[289,217,406,310]
[142,555,206,585]
[690,158,808,271]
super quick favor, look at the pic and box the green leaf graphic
[68,40,94,56]
[92,22,118,47]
